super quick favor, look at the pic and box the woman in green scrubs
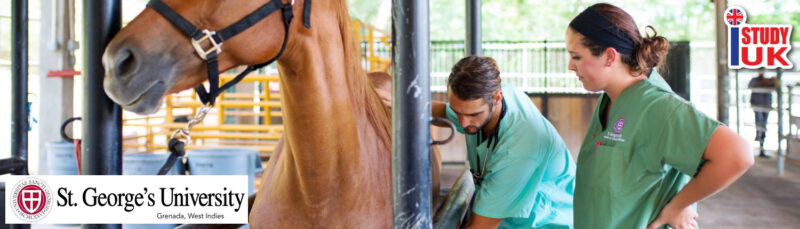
[566,3,754,229]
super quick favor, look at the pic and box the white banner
[4,175,249,224]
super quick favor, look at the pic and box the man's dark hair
[447,55,502,103]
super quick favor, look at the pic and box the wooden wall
[530,94,598,158]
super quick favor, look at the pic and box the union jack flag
[726,8,744,26]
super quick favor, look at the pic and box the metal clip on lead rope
[158,104,213,175]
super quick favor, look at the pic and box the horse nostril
[114,47,138,78]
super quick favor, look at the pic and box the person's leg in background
[755,111,769,158]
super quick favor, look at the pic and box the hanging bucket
[123,153,185,175]
[41,141,78,175]
[187,148,262,194]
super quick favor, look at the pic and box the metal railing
[367,40,587,93]
[122,74,284,157]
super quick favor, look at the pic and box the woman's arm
[648,125,753,229]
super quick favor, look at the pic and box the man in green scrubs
[432,56,575,229]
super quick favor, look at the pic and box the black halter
[147,0,312,106]
[148,0,311,176]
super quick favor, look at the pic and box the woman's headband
[569,7,635,55]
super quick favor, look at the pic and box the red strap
[74,139,82,175]
[47,70,81,77]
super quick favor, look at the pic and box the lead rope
[157,104,213,175]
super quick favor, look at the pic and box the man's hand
[647,203,699,229]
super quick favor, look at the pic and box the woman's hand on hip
[647,203,699,229]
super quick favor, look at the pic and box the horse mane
[333,0,392,149]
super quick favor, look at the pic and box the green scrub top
[446,83,576,229]
[574,72,719,229]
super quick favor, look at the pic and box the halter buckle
[191,29,222,60]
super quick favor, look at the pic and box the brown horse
[103,0,440,227]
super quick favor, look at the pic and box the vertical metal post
[465,0,481,56]
[542,40,549,118]
[392,0,432,228]
[788,85,794,164]
[715,0,730,124]
[735,69,740,133]
[777,69,784,175]
[82,0,122,173]
[10,0,31,228]
[82,0,122,227]
[11,0,29,176]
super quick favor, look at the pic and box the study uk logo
[10,177,54,222]
[726,6,794,69]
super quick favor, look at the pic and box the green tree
[346,0,799,42]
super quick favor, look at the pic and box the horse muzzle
[102,41,174,115]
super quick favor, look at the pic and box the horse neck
[275,23,392,184]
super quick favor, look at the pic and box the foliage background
[347,0,800,42]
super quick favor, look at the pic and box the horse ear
[303,0,312,28]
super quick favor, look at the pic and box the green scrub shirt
[446,83,576,229]
[574,72,719,229]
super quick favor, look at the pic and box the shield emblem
[12,179,51,222]
[22,190,42,213]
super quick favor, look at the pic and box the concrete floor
[698,155,800,228]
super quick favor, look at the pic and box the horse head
[103,0,300,114]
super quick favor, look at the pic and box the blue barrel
[41,141,78,175]
[123,153,185,175]
[123,153,182,229]
[27,138,81,228]
[187,148,262,194]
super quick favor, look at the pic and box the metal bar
[170,100,282,108]
[0,158,28,175]
[9,0,31,226]
[263,82,272,125]
[369,26,376,70]
[465,0,481,56]
[715,0,729,124]
[542,40,549,118]
[735,69,740,133]
[124,123,283,131]
[788,85,794,161]
[11,0,30,177]
[392,0,432,228]
[81,0,122,227]
[777,69,784,175]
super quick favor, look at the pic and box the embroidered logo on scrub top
[613,118,626,134]
[604,118,626,142]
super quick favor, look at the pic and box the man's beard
[464,103,494,135]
